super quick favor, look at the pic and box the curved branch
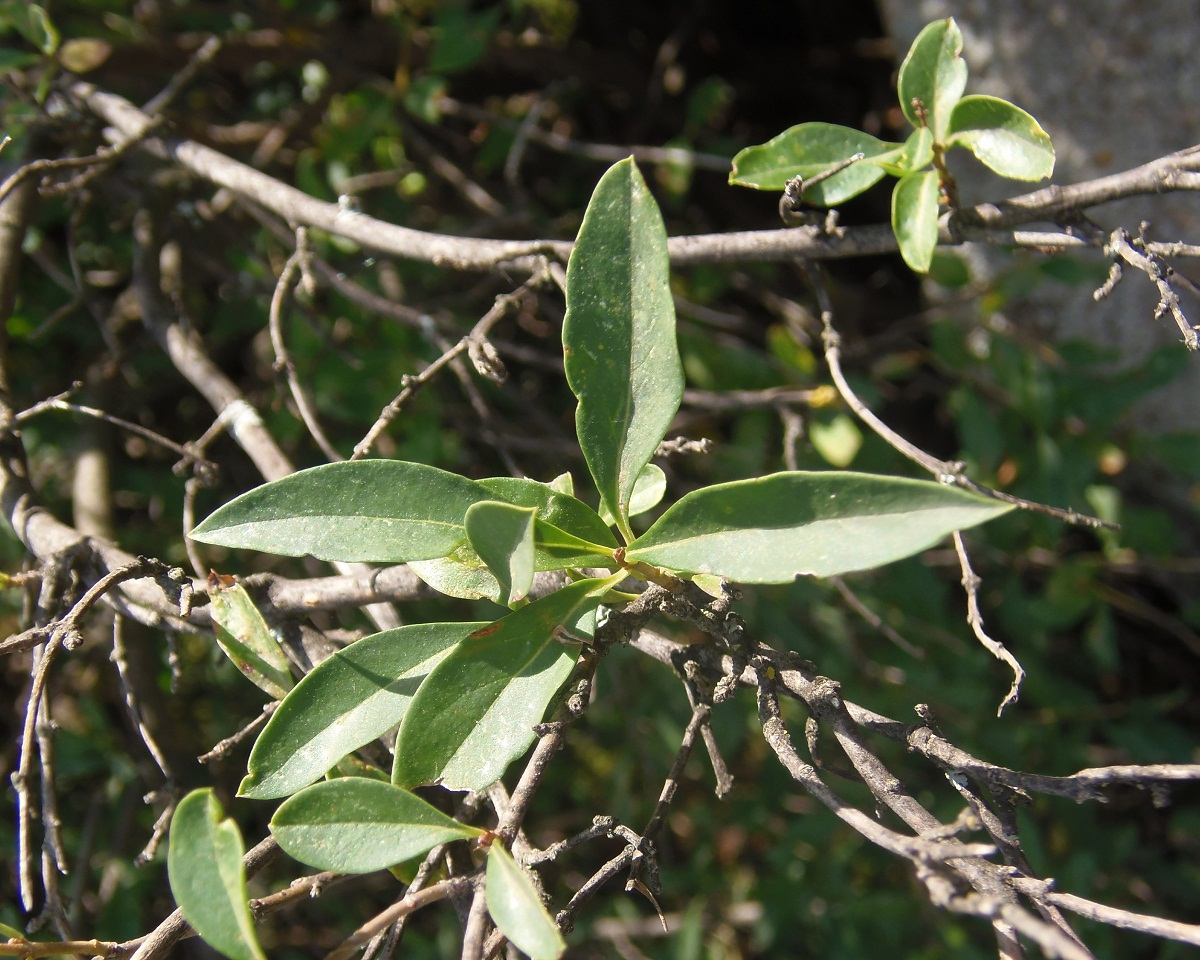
[68,82,1200,273]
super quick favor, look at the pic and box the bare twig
[352,274,538,460]
[111,614,173,779]
[955,532,1025,715]
[1008,879,1200,948]
[1102,227,1199,349]
[15,392,215,477]
[197,702,277,764]
[141,36,221,116]
[268,228,343,461]
[72,83,1200,273]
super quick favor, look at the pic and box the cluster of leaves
[730,18,1055,271]
[4,3,1198,957]
[175,158,1013,958]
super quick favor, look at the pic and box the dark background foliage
[2,1,1198,958]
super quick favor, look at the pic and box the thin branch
[268,228,343,461]
[197,702,277,764]
[351,274,537,460]
[14,392,216,475]
[440,96,733,173]
[955,532,1025,715]
[111,614,173,780]
[71,82,1200,273]
[140,35,222,116]
[1008,879,1200,948]
[1102,227,1199,349]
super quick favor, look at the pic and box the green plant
[729,18,1055,272]
[177,157,1013,959]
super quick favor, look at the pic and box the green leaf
[57,37,111,72]
[947,95,1055,181]
[897,18,967,140]
[563,158,683,540]
[409,545,502,602]
[892,169,941,273]
[871,127,934,177]
[480,476,619,562]
[191,461,491,563]
[409,479,620,602]
[0,1,59,54]
[466,501,537,606]
[394,575,621,792]
[168,789,266,960]
[598,463,667,527]
[239,622,481,800]
[486,845,565,960]
[809,415,863,468]
[532,519,618,566]
[729,123,900,204]
[208,578,293,700]
[0,48,38,71]
[625,471,1013,582]
[270,778,484,873]
[403,75,446,123]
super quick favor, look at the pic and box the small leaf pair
[170,785,564,960]
[729,18,1055,272]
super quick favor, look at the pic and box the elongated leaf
[270,778,484,873]
[467,501,537,605]
[168,789,265,960]
[190,461,490,563]
[394,575,621,792]
[897,18,967,140]
[239,622,481,800]
[563,158,683,540]
[892,169,941,273]
[947,95,1055,181]
[625,472,1013,582]
[2,2,59,54]
[208,576,293,699]
[598,463,666,527]
[729,123,900,204]
[486,845,565,960]
[532,518,618,565]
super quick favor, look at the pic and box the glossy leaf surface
[563,158,682,539]
[729,123,898,204]
[239,622,480,799]
[625,472,1013,582]
[481,476,618,564]
[486,845,565,960]
[598,463,666,527]
[466,500,537,605]
[208,578,293,700]
[897,18,967,140]
[270,778,483,873]
[409,546,502,602]
[168,789,265,960]
[190,461,489,563]
[892,169,942,273]
[871,127,934,177]
[393,575,620,792]
[947,95,1055,181]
